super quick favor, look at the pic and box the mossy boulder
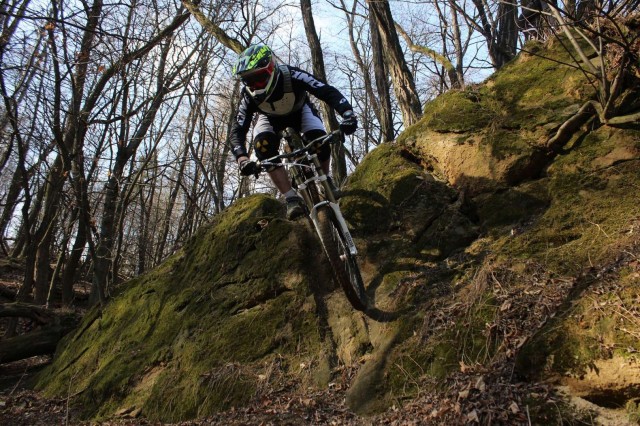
[341,143,479,261]
[35,195,342,421]
[399,39,592,196]
[339,42,640,419]
[35,141,485,421]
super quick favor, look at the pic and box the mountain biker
[229,44,358,220]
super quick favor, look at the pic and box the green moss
[495,128,640,276]
[36,194,330,422]
[384,292,499,402]
[400,37,589,147]
[474,181,549,229]
[627,399,640,423]
[516,258,640,380]
[421,90,495,133]
[525,394,595,424]
[516,318,600,379]
[341,143,423,235]
[385,341,434,399]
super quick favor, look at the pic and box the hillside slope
[35,39,640,424]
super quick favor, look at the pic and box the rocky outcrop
[35,38,640,424]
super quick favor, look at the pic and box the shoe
[326,176,343,200]
[286,196,305,220]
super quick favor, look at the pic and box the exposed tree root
[546,100,640,154]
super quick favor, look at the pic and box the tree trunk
[449,0,465,88]
[61,214,87,305]
[496,1,518,65]
[340,0,386,148]
[0,326,69,363]
[366,0,422,127]
[155,142,188,264]
[470,0,517,69]
[0,164,25,247]
[300,0,347,184]
[137,155,158,275]
[369,12,395,142]
[32,156,66,305]
[0,302,80,364]
[10,167,44,258]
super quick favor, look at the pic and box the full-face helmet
[233,44,279,103]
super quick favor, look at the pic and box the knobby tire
[315,206,368,311]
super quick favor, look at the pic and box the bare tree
[300,0,347,183]
[448,0,518,69]
[395,23,463,90]
[334,0,393,147]
[365,0,422,127]
[369,12,395,142]
[93,21,201,301]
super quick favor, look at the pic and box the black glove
[239,159,259,177]
[340,110,358,135]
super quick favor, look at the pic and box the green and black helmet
[233,44,279,102]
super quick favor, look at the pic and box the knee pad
[303,129,331,162]
[253,132,282,171]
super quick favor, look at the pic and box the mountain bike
[256,128,368,312]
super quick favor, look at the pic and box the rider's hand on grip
[340,110,358,135]
[239,159,259,177]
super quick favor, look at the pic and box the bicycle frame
[257,129,358,256]
[255,128,368,311]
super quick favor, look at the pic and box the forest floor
[0,263,634,425]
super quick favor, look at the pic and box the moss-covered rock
[35,195,337,421]
[399,37,592,195]
[33,36,640,424]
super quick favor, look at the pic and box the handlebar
[255,129,343,173]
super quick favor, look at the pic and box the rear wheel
[316,207,367,311]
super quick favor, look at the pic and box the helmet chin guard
[247,68,280,104]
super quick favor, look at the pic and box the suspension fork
[283,132,314,208]
[287,158,314,207]
[309,152,337,204]
[309,201,358,256]
[305,152,357,256]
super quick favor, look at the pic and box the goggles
[240,61,275,90]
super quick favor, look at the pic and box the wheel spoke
[316,207,367,311]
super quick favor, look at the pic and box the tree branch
[181,0,245,53]
[395,22,461,88]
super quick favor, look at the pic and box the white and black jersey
[230,65,352,160]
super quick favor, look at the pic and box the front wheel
[315,207,368,311]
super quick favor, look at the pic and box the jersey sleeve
[229,90,256,160]
[288,66,352,116]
